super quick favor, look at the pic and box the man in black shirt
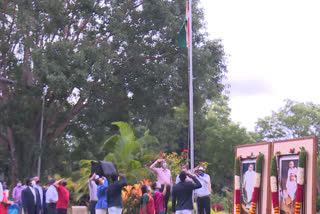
[107,173,127,214]
[172,171,202,214]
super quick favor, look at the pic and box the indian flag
[178,1,190,48]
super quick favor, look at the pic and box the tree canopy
[0,0,228,184]
[255,99,320,145]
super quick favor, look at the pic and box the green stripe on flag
[178,18,187,48]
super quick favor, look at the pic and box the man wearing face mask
[13,180,25,214]
[150,158,172,214]
[175,165,192,184]
[21,178,41,214]
[194,166,212,214]
[32,177,44,213]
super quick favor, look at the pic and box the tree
[196,95,256,192]
[0,0,227,184]
[104,122,158,184]
[255,99,320,144]
[152,95,255,191]
[255,99,320,193]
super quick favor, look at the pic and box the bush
[210,189,232,213]
[317,195,320,211]
[212,203,224,211]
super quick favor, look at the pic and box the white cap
[198,166,205,171]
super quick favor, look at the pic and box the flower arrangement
[234,153,263,214]
[294,147,306,214]
[249,153,264,214]
[122,179,153,214]
[122,184,142,213]
[234,157,241,214]
[270,155,279,214]
[212,203,224,211]
[159,150,189,179]
[270,147,307,214]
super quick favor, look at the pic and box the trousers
[197,195,211,214]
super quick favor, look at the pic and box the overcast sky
[201,0,320,131]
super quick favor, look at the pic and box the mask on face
[17,183,22,187]
[31,180,36,187]
[162,162,167,168]
[198,172,204,177]
[156,182,162,189]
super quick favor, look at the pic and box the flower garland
[295,147,306,214]
[270,147,306,214]
[234,157,241,214]
[249,153,264,214]
[234,153,264,214]
[270,155,279,214]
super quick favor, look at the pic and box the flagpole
[188,0,194,173]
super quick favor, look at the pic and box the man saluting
[172,171,202,214]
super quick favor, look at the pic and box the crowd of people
[0,158,211,214]
[0,177,69,214]
[88,158,211,214]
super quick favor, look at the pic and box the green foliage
[270,156,277,177]
[234,157,240,176]
[0,0,227,184]
[211,190,233,213]
[256,153,264,173]
[255,100,320,144]
[70,160,92,204]
[317,195,320,211]
[196,95,256,192]
[104,122,158,184]
[298,147,306,168]
[160,151,188,180]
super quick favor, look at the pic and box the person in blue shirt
[95,176,108,214]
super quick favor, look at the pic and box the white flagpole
[188,0,194,173]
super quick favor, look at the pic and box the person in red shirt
[56,179,69,214]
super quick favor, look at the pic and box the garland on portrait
[270,147,306,214]
[234,157,241,214]
[270,155,279,214]
[234,153,264,214]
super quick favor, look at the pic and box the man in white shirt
[46,178,59,214]
[88,173,99,214]
[194,166,212,214]
[33,177,44,213]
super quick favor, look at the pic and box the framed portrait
[278,155,302,214]
[240,159,259,213]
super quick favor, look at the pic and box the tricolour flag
[178,1,190,48]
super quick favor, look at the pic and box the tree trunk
[7,127,18,185]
